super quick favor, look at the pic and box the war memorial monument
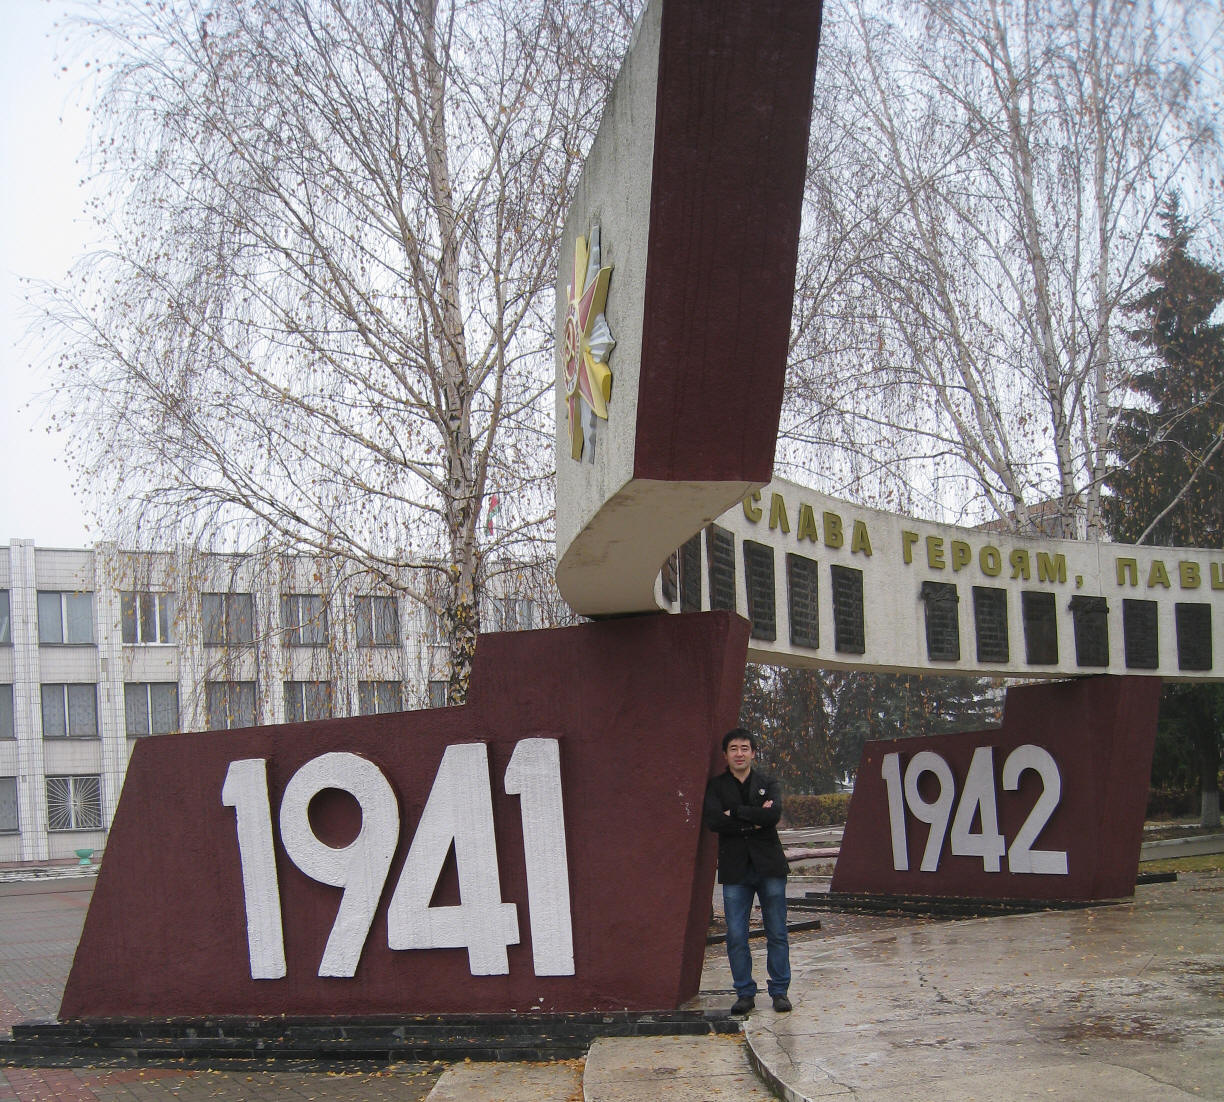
[51,0,1223,1031]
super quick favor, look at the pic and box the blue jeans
[722,873,790,998]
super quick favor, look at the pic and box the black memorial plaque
[786,553,819,650]
[972,586,1009,663]
[1175,602,1213,672]
[743,540,776,642]
[920,581,961,662]
[1021,590,1058,665]
[706,524,737,613]
[830,564,865,655]
[1069,595,1109,668]
[1123,598,1159,670]
[679,534,702,613]
[661,550,678,605]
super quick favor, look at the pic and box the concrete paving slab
[785,1060,1207,1102]
[426,1058,583,1101]
[583,1034,776,1101]
[744,872,1224,1102]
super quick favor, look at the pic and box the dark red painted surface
[831,676,1162,901]
[60,613,749,1019]
[634,0,824,485]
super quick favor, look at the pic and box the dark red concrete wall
[60,612,749,1019]
[831,676,1162,901]
[634,0,824,485]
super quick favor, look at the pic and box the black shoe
[730,995,755,1015]
[772,995,792,1012]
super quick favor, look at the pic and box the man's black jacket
[703,768,788,884]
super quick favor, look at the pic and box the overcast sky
[1,0,97,547]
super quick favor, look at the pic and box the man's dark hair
[722,727,757,753]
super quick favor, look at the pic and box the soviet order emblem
[562,225,614,461]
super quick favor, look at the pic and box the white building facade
[0,540,536,864]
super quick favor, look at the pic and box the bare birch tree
[43,0,636,700]
[783,0,1224,534]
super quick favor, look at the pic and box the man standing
[703,727,791,1015]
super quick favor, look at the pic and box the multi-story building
[0,539,538,864]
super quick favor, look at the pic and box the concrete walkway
[742,872,1224,1101]
[1141,831,1224,861]
[427,1034,777,1101]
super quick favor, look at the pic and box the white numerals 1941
[221,739,574,981]
[880,744,1068,876]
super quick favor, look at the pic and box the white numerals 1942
[221,738,574,981]
[880,744,1068,876]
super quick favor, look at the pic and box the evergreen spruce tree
[1106,197,1224,546]
[1105,196,1224,827]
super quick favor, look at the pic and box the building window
[0,590,10,644]
[355,595,399,647]
[37,591,95,645]
[124,683,180,736]
[281,594,328,646]
[0,685,12,740]
[427,680,449,709]
[0,777,17,833]
[283,680,333,723]
[490,597,534,632]
[358,680,403,715]
[205,681,257,730]
[45,775,102,831]
[120,591,175,644]
[202,592,255,646]
[41,684,98,738]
